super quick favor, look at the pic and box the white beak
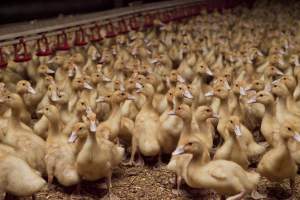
[239,87,246,96]
[247,97,256,104]
[127,95,136,101]
[102,76,112,82]
[27,86,36,94]
[47,68,55,74]
[206,68,213,76]
[234,125,242,136]
[135,82,143,89]
[172,146,185,156]
[68,132,78,143]
[177,75,186,83]
[84,82,93,90]
[90,121,97,132]
[294,132,300,142]
[96,96,105,102]
[183,90,193,99]
[205,91,214,97]
[224,81,231,90]
[150,59,158,64]
[276,69,284,75]
[51,91,59,102]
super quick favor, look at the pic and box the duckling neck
[264,102,276,115]
[219,98,229,116]
[85,131,97,148]
[47,115,61,135]
[9,106,22,128]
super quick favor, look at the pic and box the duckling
[96,90,133,142]
[214,116,250,169]
[257,121,299,199]
[0,150,46,199]
[41,104,79,187]
[173,140,260,200]
[128,82,161,165]
[69,115,124,199]
[1,93,46,175]
[16,80,37,114]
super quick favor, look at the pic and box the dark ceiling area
[0,0,167,25]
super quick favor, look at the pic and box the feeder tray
[74,27,88,46]
[90,24,102,42]
[56,31,70,51]
[14,38,32,62]
[36,34,53,56]
[0,48,7,69]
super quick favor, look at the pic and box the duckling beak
[127,95,136,101]
[90,120,97,132]
[27,86,36,94]
[135,82,143,93]
[276,69,284,75]
[172,146,185,156]
[212,112,219,119]
[96,96,105,102]
[293,132,300,142]
[177,75,186,83]
[68,132,78,143]
[224,81,231,90]
[168,110,176,116]
[150,59,158,64]
[47,57,55,64]
[206,68,213,76]
[120,84,125,92]
[183,90,193,99]
[83,82,93,90]
[47,68,55,74]
[68,68,75,77]
[102,76,112,82]
[204,91,214,97]
[85,106,93,114]
[36,109,43,114]
[239,87,246,96]
[234,125,242,136]
[247,97,256,104]
[51,91,59,102]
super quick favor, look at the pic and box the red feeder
[14,38,31,62]
[74,27,88,46]
[143,14,154,29]
[56,31,70,51]
[129,16,140,31]
[106,22,116,38]
[36,34,53,56]
[0,48,7,69]
[118,19,129,34]
[90,24,102,42]
[160,12,171,24]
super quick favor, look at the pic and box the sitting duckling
[173,140,261,200]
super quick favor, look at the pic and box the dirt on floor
[4,161,300,200]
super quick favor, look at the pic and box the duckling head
[37,64,55,76]
[271,82,289,98]
[250,80,265,91]
[195,63,213,76]
[135,82,154,98]
[175,83,193,100]
[208,85,229,100]
[232,80,247,96]
[3,93,23,110]
[172,139,205,158]
[169,104,192,122]
[280,122,300,142]
[280,75,296,92]
[72,77,93,91]
[249,91,274,105]
[75,99,88,114]
[195,106,217,122]
[46,84,59,102]
[16,80,36,95]
[226,116,242,137]
[68,122,88,143]
[39,104,60,122]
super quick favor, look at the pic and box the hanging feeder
[56,31,70,51]
[118,19,129,34]
[74,27,88,46]
[13,38,31,62]
[36,34,53,56]
[0,48,7,69]
[106,22,116,38]
[90,24,102,42]
[143,14,154,29]
[129,16,140,31]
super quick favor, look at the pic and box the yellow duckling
[214,116,250,169]
[173,140,260,200]
[69,113,124,199]
[257,121,299,199]
[41,104,79,187]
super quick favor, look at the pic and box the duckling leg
[171,175,185,196]
[288,178,295,200]
[105,171,120,200]
[153,152,163,170]
[226,191,246,200]
[31,194,36,200]
[123,136,138,166]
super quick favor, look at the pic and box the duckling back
[1,154,46,197]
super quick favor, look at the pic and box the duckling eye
[288,127,292,131]
[107,95,111,98]
[79,127,82,130]
[274,85,277,88]
[7,96,10,99]
[81,102,85,105]
[46,108,49,111]
[230,120,233,123]
[121,93,125,96]
[256,83,259,85]
[217,89,221,92]
[259,94,263,97]
[179,87,182,90]
[206,109,210,112]
[96,74,100,77]
[22,83,26,86]
[200,66,204,68]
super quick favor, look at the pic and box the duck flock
[0,0,300,199]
